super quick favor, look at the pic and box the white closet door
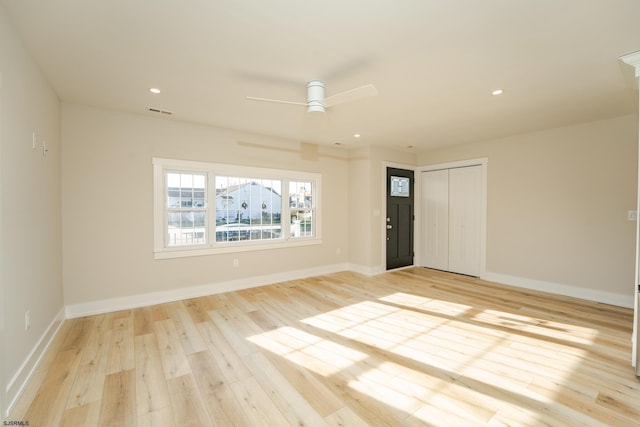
[448,165,482,276]
[421,169,449,270]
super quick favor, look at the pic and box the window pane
[290,210,313,237]
[180,189,193,207]
[167,172,207,209]
[193,174,205,188]
[167,173,181,188]
[181,174,193,188]
[168,189,180,207]
[215,176,282,242]
[215,223,282,242]
[167,210,206,246]
[289,181,312,208]
[194,190,205,207]
[289,181,314,238]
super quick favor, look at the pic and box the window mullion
[282,178,291,240]
[207,173,216,247]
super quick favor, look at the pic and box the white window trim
[153,157,322,259]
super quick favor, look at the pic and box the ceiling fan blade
[245,96,307,107]
[322,84,378,107]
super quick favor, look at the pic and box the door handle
[386,224,393,230]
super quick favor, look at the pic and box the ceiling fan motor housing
[307,80,325,113]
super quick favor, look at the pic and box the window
[153,158,321,258]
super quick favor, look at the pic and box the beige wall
[0,4,63,415]
[417,115,638,303]
[61,103,350,307]
[347,146,415,273]
[347,146,373,270]
[0,32,4,419]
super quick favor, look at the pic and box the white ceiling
[3,0,640,151]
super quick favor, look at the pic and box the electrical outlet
[233,258,239,268]
[25,310,31,332]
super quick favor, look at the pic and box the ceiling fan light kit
[306,80,326,113]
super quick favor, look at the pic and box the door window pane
[390,176,410,197]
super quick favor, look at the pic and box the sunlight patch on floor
[297,291,596,423]
[247,326,367,376]
[348,360,499,425]
[379,292,474,316]
[302,299,451,347]
[301,298,488,374]
[470,309,599,346]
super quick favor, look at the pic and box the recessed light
[491,89,503,96]
[353,133,361,138]
[149,88,161,94]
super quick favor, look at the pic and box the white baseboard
[482,271,634,308]
[6,307,66,418]
[65,263,350,318]
[347,263,376,276]
[347,263,388,276]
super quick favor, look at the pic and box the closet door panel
[421,169,449,270]
[448,166,482,276]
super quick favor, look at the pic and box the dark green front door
[386,167,414,270]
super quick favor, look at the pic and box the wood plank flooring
[8,267,640,426]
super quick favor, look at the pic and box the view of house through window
[215,177,282,242]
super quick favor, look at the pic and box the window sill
[154,237,322,259]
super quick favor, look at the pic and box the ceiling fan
[246,80,378,113]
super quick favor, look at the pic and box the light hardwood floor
[8,267,640,426]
